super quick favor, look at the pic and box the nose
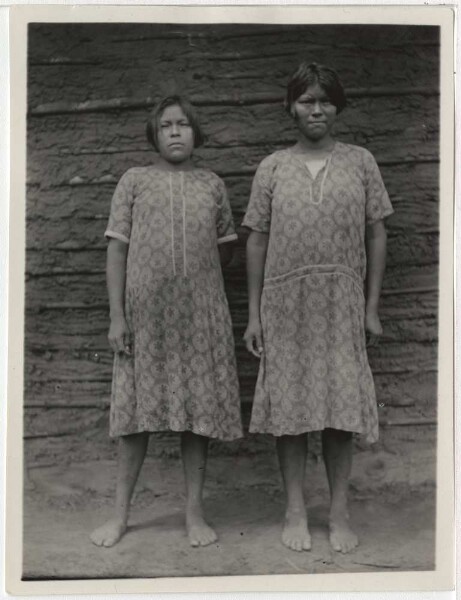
[311,100,323,116]
[170,123,180,136]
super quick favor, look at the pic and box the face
[156,105,195,164]
[291,83,337,142]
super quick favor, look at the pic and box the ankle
[329,507,349,523]
[186,499,203,515]
[113,508,129,526]
[285,502,307,519]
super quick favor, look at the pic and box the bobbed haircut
[285,62,347,115]
[146,95,205,150]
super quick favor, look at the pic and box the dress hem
[110,424,243,442]
[248,423,378,444]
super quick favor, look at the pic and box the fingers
[244,335,258,357]
[109,334,125,354]
[365,318,383,348]
[244,331,263,358]
[109,327,132,355]
[255,331,263,356]
[123,331,132,355]
[251,338,264,358]
[366,332,381,348]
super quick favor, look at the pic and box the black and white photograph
[5,4,455,594]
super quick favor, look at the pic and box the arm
[365,219,387,343]
[106,238,131,354]
[243,231,269,357]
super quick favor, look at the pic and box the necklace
[305,153,332,206]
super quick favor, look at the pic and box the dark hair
[146,95,205,150]
[285,62,347,115]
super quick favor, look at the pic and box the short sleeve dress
[242,142,393,443]
[105,165,243,441]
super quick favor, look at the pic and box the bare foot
[329,516,358,553]
[90,518,127,547]
[282,509,311,552]
[186,510,217,547]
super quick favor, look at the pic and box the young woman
[243,63,393,554]
[90,95,242,549]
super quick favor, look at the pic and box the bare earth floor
[23,442,435,579]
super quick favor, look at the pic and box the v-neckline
[289,142,337,181]
[304,157,328,180]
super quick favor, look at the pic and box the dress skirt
[249,265,379,443]
[110,271,242,441]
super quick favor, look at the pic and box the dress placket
[169,172,187,277]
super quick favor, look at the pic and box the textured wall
[25,24,439,456]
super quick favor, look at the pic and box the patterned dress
[105,165,243,441]
[242,142,393,443]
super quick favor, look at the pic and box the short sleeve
[242,155,274,233]
[104,170,135,244]
[215,177,238,245]
[363,150,394,225]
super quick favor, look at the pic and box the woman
[243,63,393,553]
[91,96,242,549]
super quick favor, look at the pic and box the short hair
[285,62,347,115]
[146,95,205,150]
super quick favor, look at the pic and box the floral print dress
[242,142,393,443]
[105,165,242,441]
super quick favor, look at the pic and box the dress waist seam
[264,264,364,295]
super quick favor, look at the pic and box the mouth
[169,143,184,148]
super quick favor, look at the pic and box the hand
[243,318,264,358]
[108,316,132,355]
[365,307,383,348]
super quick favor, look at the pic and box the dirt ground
[22,433,436,580]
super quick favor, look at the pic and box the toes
[302,538,312,551]
[90,530,107,547]
[332,543,342,552]
[282,538,291,550]
[330,532,358,554]
[90,534,103,547]
[204,530,218,546]
[188,529,201,547]
[330,535,342,552]
[208,531,218,545]
[102,535,119,548]
[90,521,126,548]
[198,535,211,547]
[188,526,217,547]
[282,533,310,552]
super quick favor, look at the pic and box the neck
[156,155,193,171]
[296,135,335,153]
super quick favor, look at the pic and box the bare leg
[90,432,149,547]
[276,434,311,552]
[181,431,217,547]
[322,428,358,553]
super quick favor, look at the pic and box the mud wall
[25,24,439,460]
